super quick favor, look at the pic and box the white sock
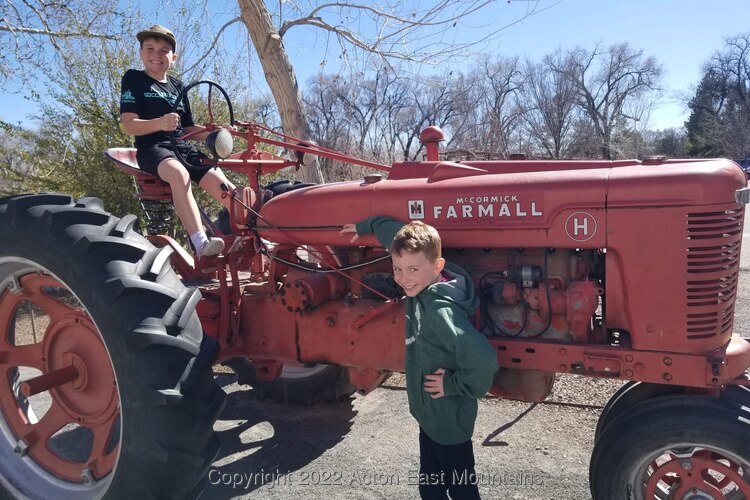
[190,230,209,250]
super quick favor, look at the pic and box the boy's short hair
[137,24,176,51]
[392,221,442,262]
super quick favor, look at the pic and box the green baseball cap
[136,25,176,50]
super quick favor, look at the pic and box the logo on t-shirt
[145,85,177,105]
[120,90,135,104]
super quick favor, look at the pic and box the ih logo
[408,200,425,220]
[565,212,597,242]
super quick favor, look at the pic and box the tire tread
[0,194,223,500]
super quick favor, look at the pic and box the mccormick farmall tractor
[1,81,749,499]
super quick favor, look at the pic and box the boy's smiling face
[392,250,445,297]
[139,37,176,79]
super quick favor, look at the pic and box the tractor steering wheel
[169,80,235,168]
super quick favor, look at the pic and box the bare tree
[236,0,323,183]
[552,42,663,159]
[235,0,543,180]
[372,76,412,164]
[0,0,123,85]
[5,0,542,183]
[305,70,409,179]
[717,34,750,117]
[450,56,525,159]
[522,51,579,158]
[484,57,526,157]
[330,67,401,158]
[271,1,539,68]
[395,75,464,161]
[305,75,347,143]
[306,68,473,166]
[304,73,352,171]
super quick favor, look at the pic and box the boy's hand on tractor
[161,112,180,131]
[424,368,446,399]
[340,224,361,243]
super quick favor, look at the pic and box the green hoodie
[355,216,499,445]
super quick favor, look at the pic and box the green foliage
[686,33,750,160]
[0,123,35,195]
[686,70,726,157]
[29,39,141,216]
[643,128,687,158]
[0,12,145,216]
[1,8,270,223]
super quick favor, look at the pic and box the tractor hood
[256,158,745,249]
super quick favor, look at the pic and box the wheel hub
[42,315,118,426]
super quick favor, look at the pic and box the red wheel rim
[644,448,750,498]
[0,272,119,483]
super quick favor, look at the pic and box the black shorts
[136,142,213,184]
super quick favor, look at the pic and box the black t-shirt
[119,69,196,149]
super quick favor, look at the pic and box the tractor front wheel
[590,394,750,499]
[0,194,225,499]
[594,381,686,442]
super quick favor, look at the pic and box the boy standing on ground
[120,24,236,258]
[341,218,499,500]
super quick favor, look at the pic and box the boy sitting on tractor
[120,24,236,258]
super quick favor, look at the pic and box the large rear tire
[0,194,225,499]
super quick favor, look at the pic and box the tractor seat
[104,148,172,200]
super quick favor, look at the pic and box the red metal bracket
[490,334,750,389]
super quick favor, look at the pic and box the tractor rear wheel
[590,394,750,499]
[0,194,225,499]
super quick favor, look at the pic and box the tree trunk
[237,0,324,184]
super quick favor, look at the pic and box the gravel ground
[203,373,621,500]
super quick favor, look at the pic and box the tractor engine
[449,248,601,343]
[353,247,602,342]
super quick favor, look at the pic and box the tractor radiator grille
[685,207,743,339]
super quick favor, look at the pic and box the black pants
[418,428,481,500]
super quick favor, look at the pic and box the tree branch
[276,0,552,65]
[180,17,243,76]
[0,25,114,39]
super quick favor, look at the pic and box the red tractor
[0,81,749,499]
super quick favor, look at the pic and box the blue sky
[2,0,748,130]
[277,0,749,130]
[480,0,749,129]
